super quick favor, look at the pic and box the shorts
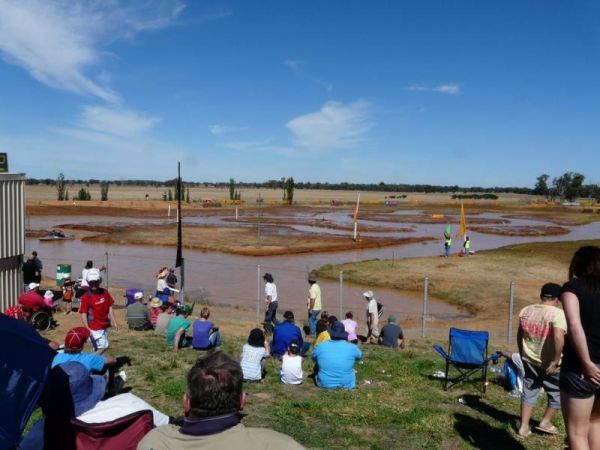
[90,329,109,350]
[560,364,600,399]
[521,360,561,409]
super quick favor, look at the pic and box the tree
[284,177,295,205]
[553,172,585,201]
[100,182,109,201]
[76,187,91,201]
[186,187,190,203]
[167,189,173,201]
[56,172,67,200]
[533,174,550,198]
[229,178,236,200]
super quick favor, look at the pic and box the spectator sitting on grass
[167,304,193,353]
[342,311,358,344]
[311,321,362,389]
[241,328,270,382]
[192,307,222,350]
[378,315,405,349]
[155,304,174,337]
[52,327,116,372]
[272,311,310,357]
[138,352,304,450]
[313,318,330,347]
[149,297,163,328]
[281,340,304,385]
[126,292,152,331]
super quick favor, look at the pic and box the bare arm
[108,306,119,331]
[546,326,565,375]
[81,313,91,331]
[173,328,184,353]
[103,355,117,366]
[562,292,600,384]
[264,340,271,356]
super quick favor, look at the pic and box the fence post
[422,276,429,338]
[507,281,515,344]
[339,271,344,318]
[105,251,109,290]
[256,265,261,323]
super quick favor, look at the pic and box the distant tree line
[534,172,600,202]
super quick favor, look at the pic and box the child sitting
[241,328,270,382]
[281,340,303,385]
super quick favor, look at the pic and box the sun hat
[329,321,349,340]
[150,297,162,308]
[363,290,374,299]
[178,304,192,315]
[42,362,106,417]
[248,328,265,347]
[28,282,39,290]
[540,283,561,299]
[65,327,91,349]
[134,291,144,300]
[86,268,101,282]
[388,315,397,324]
[44,290,54,299]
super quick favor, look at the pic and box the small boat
[39,229,75,242]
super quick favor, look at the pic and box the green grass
[37,328,565,449]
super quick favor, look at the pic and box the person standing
[31,251,43,279]
[22,254,40,288]
[263,273,279,334]
[307,272,322,336]
[516,283,566,438]
[364,291,379,344]
[560,246,600,449]
[79,269,118,355]
[463,236,471,256]
[444,235,452,257]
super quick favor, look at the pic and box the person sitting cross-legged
[281,340,304,385]
[241,328,270,382]
[126,292,152,331]
[138,352,304,449]
[311,321,362,389]
[192,307,222,351]
[167,304,193,352]
[52,326,116,372]
[378,315,405,349]
[272,310,310,358]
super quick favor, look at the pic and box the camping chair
[46,409,154,450]
[432,328,501,393]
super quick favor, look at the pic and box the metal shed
[0,173,26,311]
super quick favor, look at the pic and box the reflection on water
[26,211,600,322]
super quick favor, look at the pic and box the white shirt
[367,298,379,326]
[265,282,278,303]
[281,353,303,385]
[81,268,91,287]
[241,344,268,381]
[77,393,169,426]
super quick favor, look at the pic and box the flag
[459,200,467,236]
[353,193,361,223]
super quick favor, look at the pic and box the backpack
[500,360,518,391]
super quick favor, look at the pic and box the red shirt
[18,291,47,312]
[80,288,115,330]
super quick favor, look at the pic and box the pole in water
[235,207,238,221]
[168,204,171,218]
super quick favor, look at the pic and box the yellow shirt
[519,304,567,368]
[314,330,330,346]
[308,283,322,310]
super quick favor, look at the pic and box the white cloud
[283,59,306,71]
[406,84,461,95]
[286,100,373,151]
[208,124,248,135]
[283,59,332,92]
[0,0,183,102]
[77,105,160,137]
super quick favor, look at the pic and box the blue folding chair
[433,328,501,393]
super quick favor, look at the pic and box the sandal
[535,425,559,435]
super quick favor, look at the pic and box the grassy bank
[40,319,563,449]
[316,240,600,319]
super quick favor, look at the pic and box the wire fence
[31,250,522,348]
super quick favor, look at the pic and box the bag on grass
[500,360,518,391]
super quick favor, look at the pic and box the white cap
[44,290,54,299]
[28,282,40,290]
[363,290,374,298]
[134,292,144,300]
[86,268,101,282]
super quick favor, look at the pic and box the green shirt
[166,315,190,348]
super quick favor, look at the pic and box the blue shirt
[52,352,105,372]
[272,321,304,356]
[312,340,362,389]
[192,320,214,349]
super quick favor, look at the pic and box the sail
[459,200,467,236]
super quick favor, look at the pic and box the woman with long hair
[561,245,600,449]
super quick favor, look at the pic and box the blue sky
[1,0,599,187]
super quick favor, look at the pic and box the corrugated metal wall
[0,174,25,310]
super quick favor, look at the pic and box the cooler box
[125,289,144,306]
[56,264,71,286]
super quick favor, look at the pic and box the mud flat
[470,225,571,237]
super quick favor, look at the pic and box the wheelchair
[30,309,53,331]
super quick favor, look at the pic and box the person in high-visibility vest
[464,236,471,256]
[444,235,452,257]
